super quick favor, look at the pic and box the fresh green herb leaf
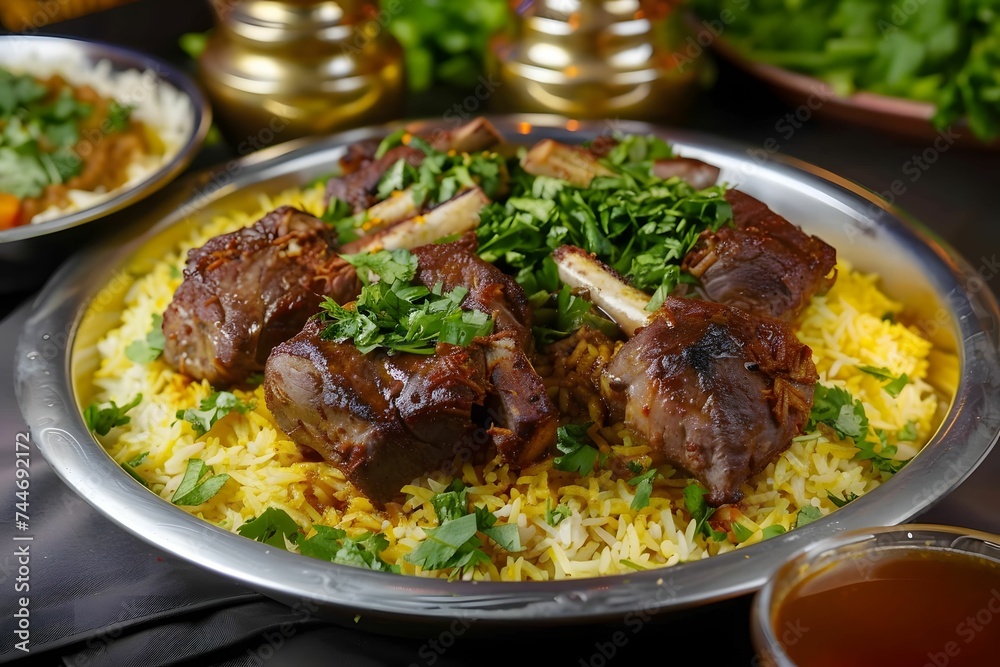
[732,521,754,542]
[827,491,859,508]
[374,128,407,159]
[795,505,823,528]
[245,372,265,388]
[761,525,787,540]
[120,451,149,487]
[683,483,727,541]
[106,101,133,133]
[475,506,522,552]
[238,507,301,549]
[299,525,399,572]
[544,498,572,527]
[619,559,646,571]
[168,264,182,280]
[405,512,484,571]
[858,365,909,397]
[476,153,731,311]
[552,422,599,476]
[431,479,469,523]
[627,468,658,510]
[318,249,494,356]
[808,384,870,440]
[125,313,166,363]
[170,458,230,505]
[175,390,255,436]
[84,393,142,436]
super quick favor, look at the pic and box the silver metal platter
[15,115,1000,627]
[0,35,211,291]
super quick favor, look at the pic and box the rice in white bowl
[2,56,194,224]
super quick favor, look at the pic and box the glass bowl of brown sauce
[752,524,1000,667]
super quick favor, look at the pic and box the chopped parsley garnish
[627,467,659,510]
[405,513,488,573]
[795,505,823,528]
[683,483,727,541]
[237,507,398,572]
[245,372,265,388]
[170,458,230,505]
[809,384,905,474]
[175,390,255,436]
[603,134,674,170]
[545,498,572,527]
[762,525,787,540]
[84,393,142,436]
[106,101,134,133]
[828,491,859,508]
[0,68,99,199]
[552,422,600,476]
[299,526,398,572]
[808,384,870,440]
[325,134,507,243]
[475,142,732,334]
[121,451,149,487]
[238,506,300,548]
[732,521,754,542]
[125,313,166,363]
[858,365,910,397]
[404,480,522,574]
[316,249,495,355]
[858,430,906,474]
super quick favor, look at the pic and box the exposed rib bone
[552,245,653,337]
[652,158,721,190]
[521,139,615,188]
[351,188,422,237]
[431,117,505,153]
[344,187,490,254]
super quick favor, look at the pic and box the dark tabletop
[1,2,999,665]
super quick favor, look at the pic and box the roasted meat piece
[265,237,558,502]
[410,233,533,348]
[413,234,557,466]
[651,157,720,190]
[265,320,490,505]
[162,206,361,386]
[325,144,426,212]
[325,118,505,212]
[553,245,818,505]
[682,190,837,321]
[602,297,818,505]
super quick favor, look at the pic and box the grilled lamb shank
[265,320,491,504]
[265,237,558,504]
[554,245,818,505]
[682,190,837,321]
[162,206,361,386]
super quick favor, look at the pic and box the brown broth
[773,547,1000,667]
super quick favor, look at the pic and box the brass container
[486,0,700,122]
[199,0,405,145]
[0,0,134,31]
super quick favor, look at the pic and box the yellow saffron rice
[85,185,955,581]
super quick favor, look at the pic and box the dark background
[1,0,998,665]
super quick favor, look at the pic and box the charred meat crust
[683,190,837,322]
[264,320,490,506]
[602,296,818,506]
[162,206,361,386]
